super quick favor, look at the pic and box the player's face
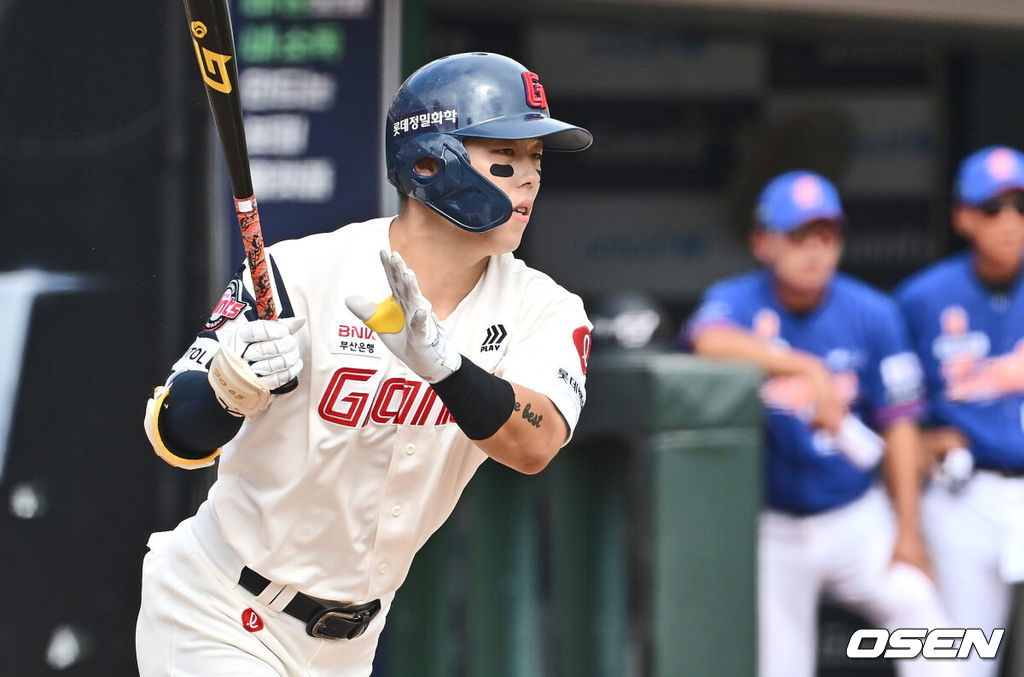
[754,220,842,294]
[462,136,544,253]
[955,190,1024,275]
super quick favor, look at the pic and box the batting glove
[345,250,462,384]
[932,446,974,494]
[208,317,305,417]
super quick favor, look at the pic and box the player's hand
[802,357,845,433]
[345,250,462,384]
[208,317,305,417]
[890,529,934,580]
[922,426,969,462]
[924,427,973,492]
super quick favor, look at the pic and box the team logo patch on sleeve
[204,279,249,331]
[572,326,592,375]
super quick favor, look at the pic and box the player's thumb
[346,295,406,334]
[345,295,376,323]
[279,317,306,335]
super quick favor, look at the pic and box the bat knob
[271,378,300,395]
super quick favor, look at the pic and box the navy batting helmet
[386,52,592,232]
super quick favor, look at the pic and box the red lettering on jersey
[318,368,376,427]
[338,325,377,340]
[436,405,454,426]
[522,71,548,110]
[205,279,250,330]
[212,293,245,319]
[411,388,439,426]
[572,326,592,375]
[370,378,422,425]
[241,608,264,632]
[318,372,458,429]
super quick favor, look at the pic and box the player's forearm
[882,419,924,534]
[921,426,969,458]
[692,326,819,377]
[474,384,567,474]
[430,358,564,474]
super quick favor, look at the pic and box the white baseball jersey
[165,216,591,603]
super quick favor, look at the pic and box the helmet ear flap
[389,134,513,232]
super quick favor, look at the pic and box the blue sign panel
[228,0,384,259]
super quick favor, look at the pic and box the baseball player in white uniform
[135,52,593,676]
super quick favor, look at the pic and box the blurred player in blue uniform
[686,171,956,677]
[896,146,1024,677]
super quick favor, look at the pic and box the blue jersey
[687,269,925,514]
[896,252,1024,472]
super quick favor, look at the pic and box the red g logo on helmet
[572,326,592,375]
[522,71,548,110]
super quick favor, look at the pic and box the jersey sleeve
[682,279,752,348]
[495,290,592,445]
[167,251,296,379]
[864,297,926,428]
[144,250,295,467]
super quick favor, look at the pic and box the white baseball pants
[759,486,960,677]
[136,517,393,676]
[922,470,1024,677]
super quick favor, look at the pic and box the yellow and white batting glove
[345,250,462,384]
[208,317,305,417]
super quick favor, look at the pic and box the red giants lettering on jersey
[204,279,249,331]
[370,378,422,425]
[572,326,592,375]
[318,368,453,428]
[318,368,375,427]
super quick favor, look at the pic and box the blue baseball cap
[954,146,1024,206]
[755,170,845,232]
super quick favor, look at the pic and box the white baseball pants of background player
[759,485,961,677]
[136,517,394,677]
[923,470,1024,677]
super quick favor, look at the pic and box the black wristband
[159,370,244,459]
[431,357,516,440]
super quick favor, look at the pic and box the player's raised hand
[208,317,306,417]
[345,250,462,383]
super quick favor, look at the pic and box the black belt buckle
[306,599,381,640]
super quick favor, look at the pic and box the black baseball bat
[182,0,298,393]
